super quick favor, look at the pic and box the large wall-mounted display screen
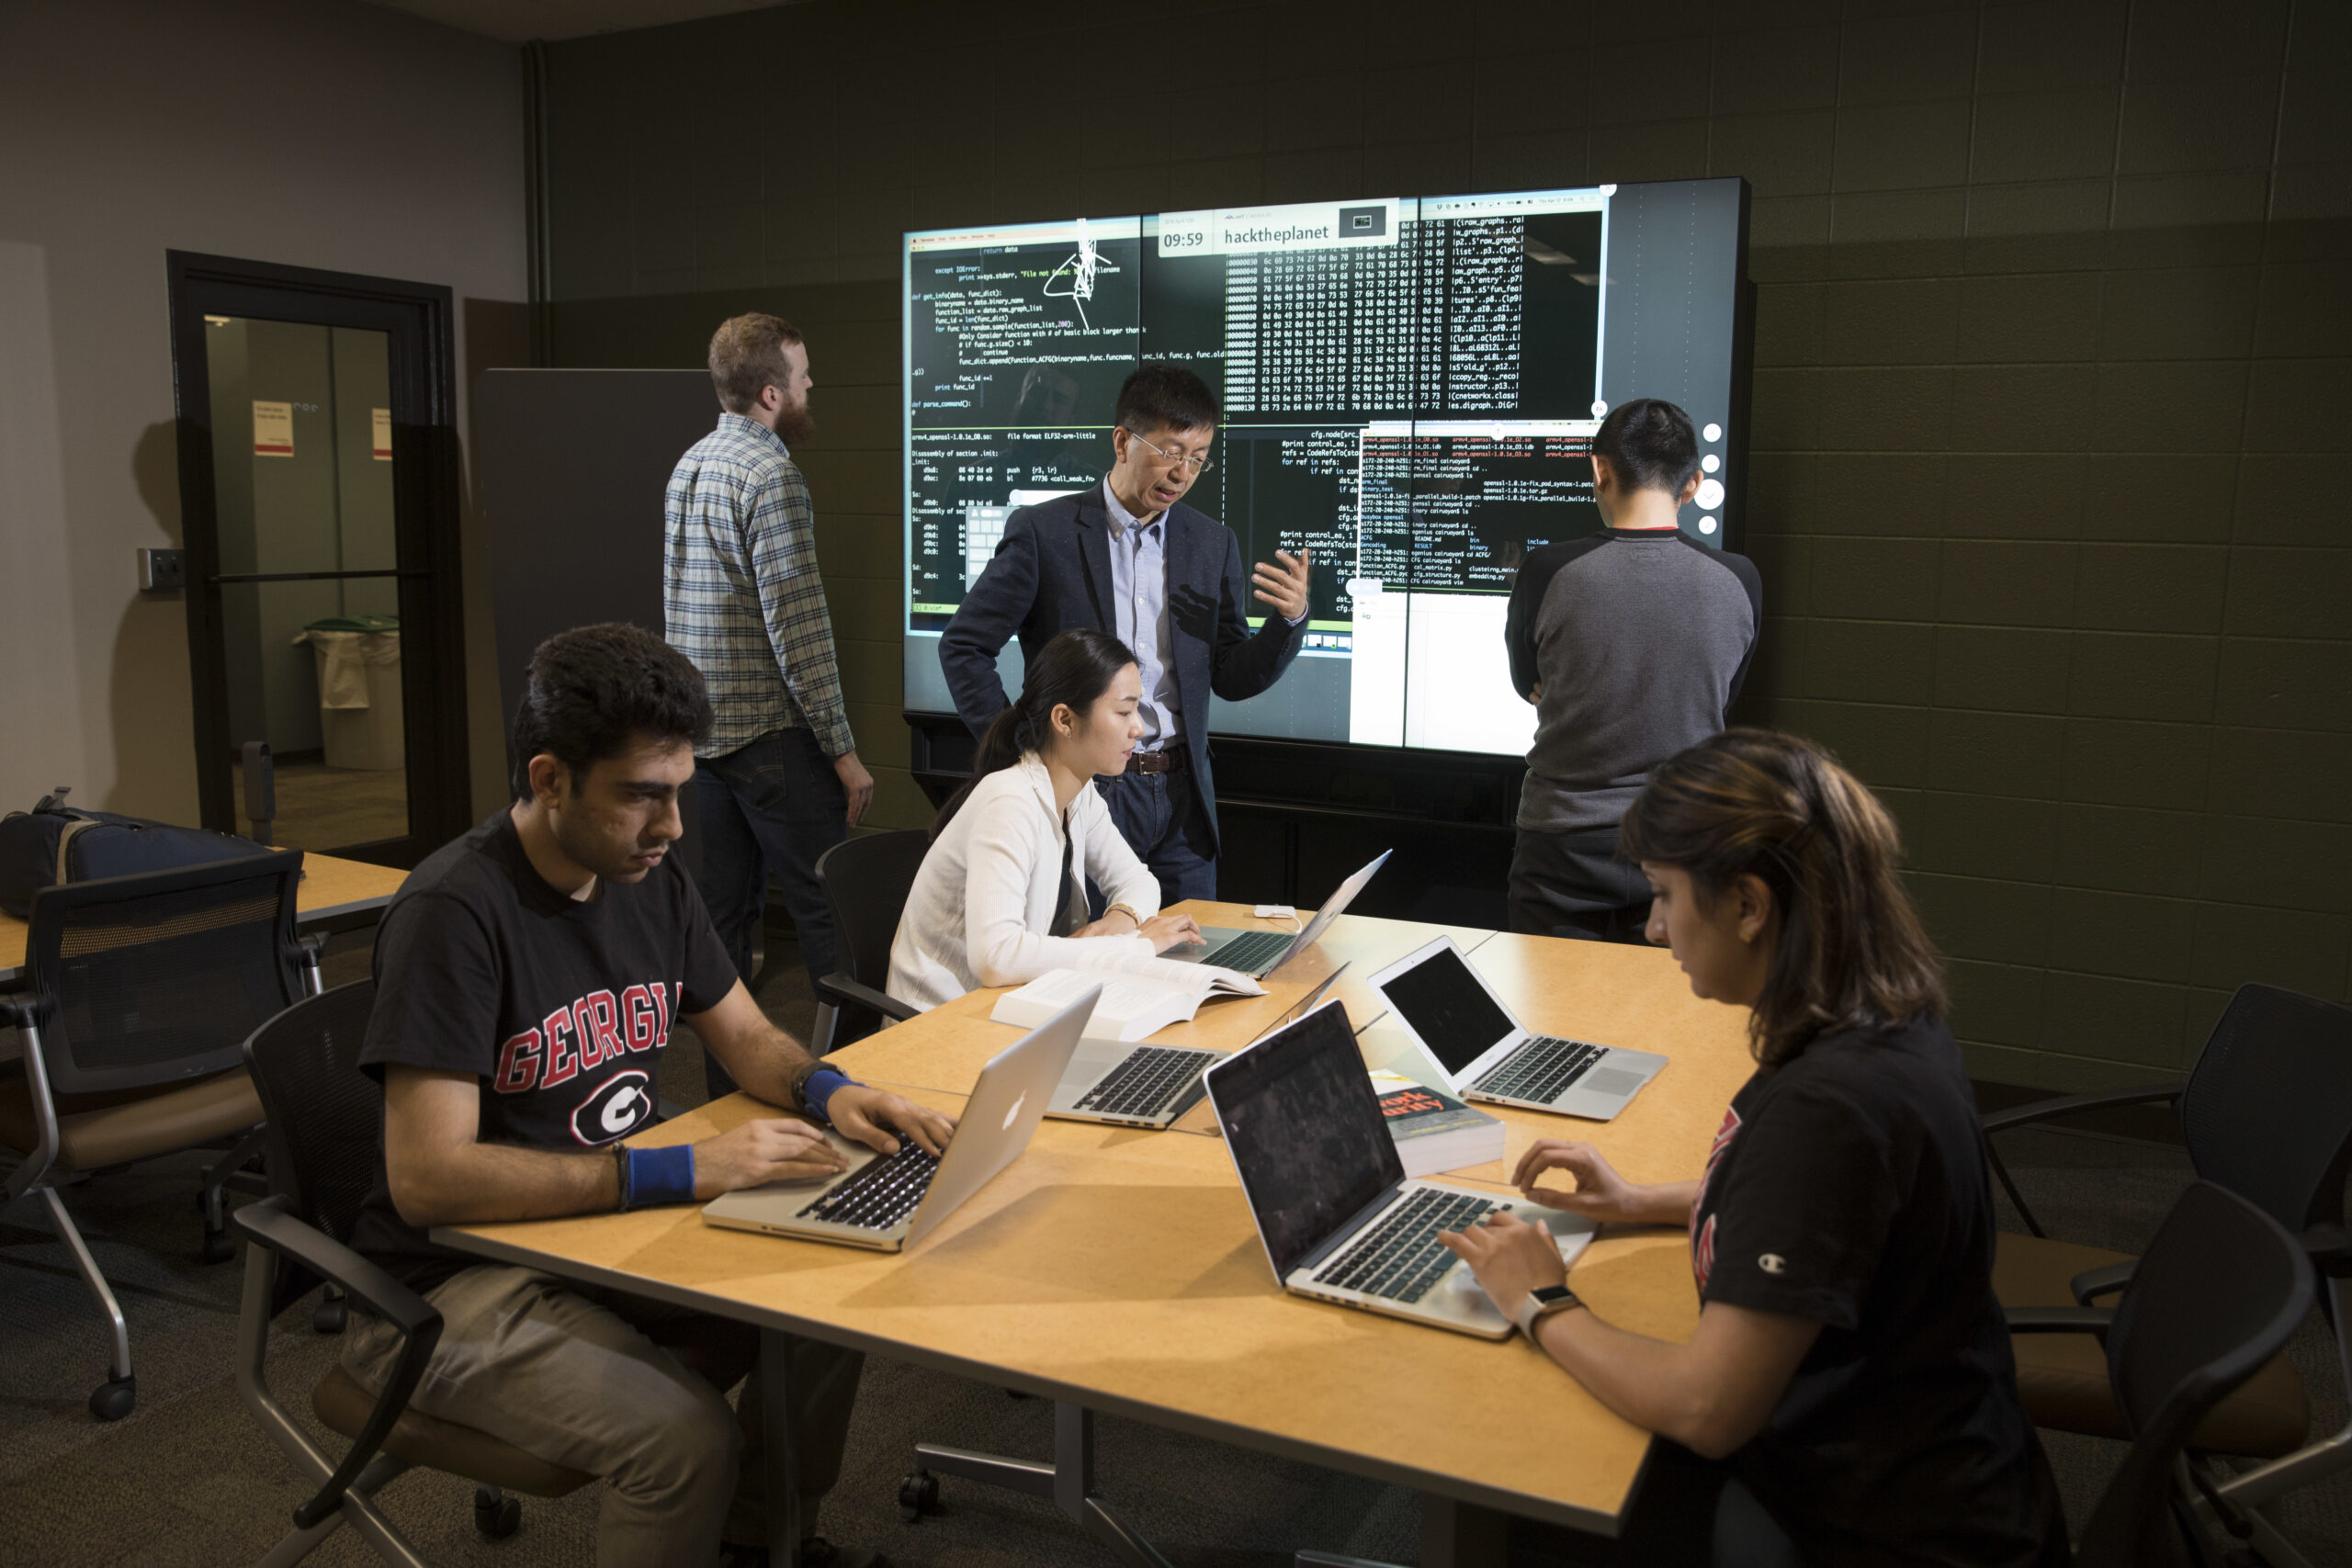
[902,176,1748,757]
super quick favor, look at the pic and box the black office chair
[2022,1180,2317,1567]
[0,853,321,1419]
[233,979,594,1563]
[1984,982,2352,1564]
[809,829,930,1053]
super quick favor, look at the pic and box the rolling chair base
[902,1402,1173,1568]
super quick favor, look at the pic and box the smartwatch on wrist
[1513,1282,1583,1338]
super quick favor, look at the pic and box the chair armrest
[2007,1305,2113,1341]
[1982,1082,2187,1136]
[2071,1260,2136,1304]
[2301,1223,2352,1280]
[815,972,919,1024]
[233,1197,443,1529]
[0,997,31,1029]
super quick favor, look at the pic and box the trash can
[295,615,403,771]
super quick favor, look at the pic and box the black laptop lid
[1380,943,1518,1076]
[1207,1000,1404,1278]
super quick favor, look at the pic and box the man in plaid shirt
[665,314,873,1095]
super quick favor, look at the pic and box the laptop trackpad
[1581,1067,1646,1100]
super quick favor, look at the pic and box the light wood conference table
[0,850,408,987]
[435,903,1758,1566]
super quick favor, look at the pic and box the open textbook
[991,953,1265,1043]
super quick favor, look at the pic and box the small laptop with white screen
[1047,964,1351,1129]
[1164,851,1391,978]
[1206,998,1592,1338]
[1367,935,1667,1120]
[700,987,1097,1251]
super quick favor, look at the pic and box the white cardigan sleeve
[1076,784,1161,918]
[961,790,1154,987]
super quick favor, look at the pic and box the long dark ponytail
[933,628,1138,838]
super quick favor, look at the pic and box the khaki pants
[345,1263,863,1567]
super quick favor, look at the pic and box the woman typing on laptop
[887,629,1202,1010]
[1439,730,2065,1568]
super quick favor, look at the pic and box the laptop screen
[1379,943,1518,1076]
[1208,1002,1404,1279]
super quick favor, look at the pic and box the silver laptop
[1206,998,1593,1339]
[1164,851,1391,977]
[1047,964,1350,1129]
[1367,935,1667,1121]
[701,987,1097,1251]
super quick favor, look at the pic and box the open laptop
[1367,936,1667,1120]
[701,987,1097,1251]
[1047,964,1350,1129]
[1206,998,1593,1338]
[1164,851,1391,978]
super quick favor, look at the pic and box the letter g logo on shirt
[571,1069,656,1146]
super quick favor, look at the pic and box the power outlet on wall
[138,547,185,592]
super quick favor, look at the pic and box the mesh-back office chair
[0,853,320,1419]
[1297,1181,2314,1568]
[2024,1180,2317,1568]
[808,829,930,1054]
[234,980,595,1563]
[1984,983,2352,1567]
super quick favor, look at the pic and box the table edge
[428,1223,1639,1537]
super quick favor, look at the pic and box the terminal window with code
[902,179,1747,757]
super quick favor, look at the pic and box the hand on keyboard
[824,1084,958,1159]
[694,1118,849,1199]
[1436,1209,1570,1320]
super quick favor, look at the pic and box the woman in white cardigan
[888,629,1204,1010]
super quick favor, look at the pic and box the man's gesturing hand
[1251,547,1312,622]
[693,1119,848,1199]
[826,1084,958,1159]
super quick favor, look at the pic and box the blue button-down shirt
[1101,479,1179,750]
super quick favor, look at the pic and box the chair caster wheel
[474,1488,521,1539]
[200,1225,235,1264]
[898,1471,939,1522]
[89,1374,136,1422]
[314,1298,347,1334]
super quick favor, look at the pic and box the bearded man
[663,313,871,1093]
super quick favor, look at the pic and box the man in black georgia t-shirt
[1688,1017,2068,1567]
[348,807,739,1291]
[335,622,954,1568]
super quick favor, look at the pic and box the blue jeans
[690,729,845,1098]
[1091,763,1218,912]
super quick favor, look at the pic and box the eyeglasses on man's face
[1124,428,1215,474]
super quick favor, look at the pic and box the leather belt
[1129,747,1186,775]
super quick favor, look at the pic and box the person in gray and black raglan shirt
[1503,399,1763,942]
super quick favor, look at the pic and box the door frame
[165,250,471,865]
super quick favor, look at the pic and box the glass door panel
[201,315,410,852]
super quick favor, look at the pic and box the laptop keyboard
[1311,1188,1505,1303]
[1476,1035,1605,1103]
[1074,1045,1208,1118]
[795,1145,940,1230]
[1206,929,1294,974]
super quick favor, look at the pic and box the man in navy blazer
[940,365,1312,904]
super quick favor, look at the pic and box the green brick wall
[542,0,2351,1092]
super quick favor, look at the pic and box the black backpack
[0,787,276,919]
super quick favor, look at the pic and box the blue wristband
[802,1068,856,1124]
[622,1144,695,1209]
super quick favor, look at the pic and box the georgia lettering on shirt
[489,980,680,1145]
